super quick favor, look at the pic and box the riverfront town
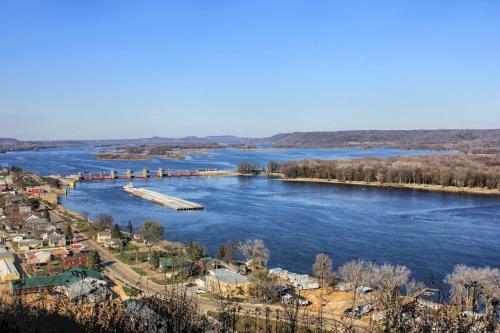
[0,162,499,332]
[2,1,500,332]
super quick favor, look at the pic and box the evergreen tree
[150,250,160,269]
[65,224,73,245]
[127,220,133,234]
[111,223,121,238]
[87,250,102,271]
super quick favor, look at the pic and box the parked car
[357,304,372,316]
[344,304,373,318]
[281,293,309,306]
[196,288,207,294]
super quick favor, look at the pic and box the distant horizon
[2,127,500,142]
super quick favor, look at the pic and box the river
[1,146,499,287]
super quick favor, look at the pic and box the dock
[123,184,204,211]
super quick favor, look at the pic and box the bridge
[76,168,215,181]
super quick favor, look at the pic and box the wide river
[1,147,499,288]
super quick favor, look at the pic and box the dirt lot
[301,287,373,317]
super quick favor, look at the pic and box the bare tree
[368,263,411,330]
[140,220,164,244]
[237,162,260,175]
[96,213,113,230]
[81,210,90,223]
[238,239,269,269]
[312,253,334,287]
[445,264,500,316]
[280,155,500,190]
[223,239,239,264]
[338,259,373,306]
[249,270,278,303]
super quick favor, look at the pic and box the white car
[196,288,207,294]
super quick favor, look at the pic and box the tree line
[278,155,500,189]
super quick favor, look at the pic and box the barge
[123,183,204,211]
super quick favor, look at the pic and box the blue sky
[1,1,499,140]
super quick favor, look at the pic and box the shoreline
[278,176,500,196]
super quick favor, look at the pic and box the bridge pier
[142,169,149,178]
[126,169,133,179]
[110,169,116,179]
[157,168,164,178]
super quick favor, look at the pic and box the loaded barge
[123,184,204,211]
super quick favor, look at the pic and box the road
[71,225,221,312]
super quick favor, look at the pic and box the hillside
[268,129,500,152]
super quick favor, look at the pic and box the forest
[279,155,500,190]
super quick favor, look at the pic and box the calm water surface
[1,147,498,287]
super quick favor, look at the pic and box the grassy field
[130,267,147,276]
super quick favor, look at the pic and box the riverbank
[278,176,500,196]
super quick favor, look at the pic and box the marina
[123,183,204,211]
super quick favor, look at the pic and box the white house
[96,231,112,243]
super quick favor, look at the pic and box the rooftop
[159,257,192,268]
[0,259,19,278]
[208,269,249,284]
[11,266,104,290]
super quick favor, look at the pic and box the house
[25,214,41,221]
[104,238,122,249]
[269,268,320,290]
[159,257,193,272]
[17,239,43,250]
[25,217,50,235]
[43,225,57,233]
[69,243,86,252]
[60,277,110,303]
[205,268,250,297]
[155,240,187,256]
[47,234,66,247]
[63,252,88,269]
[96,231,111,243]
[26,251,52,266]
[227,261,249,275]
[25,217,49,227]
[12,235,24,242]
[0,259,20,282]
[51,248,70,259]
[10,266,107,297]
[25,185,52,195]
[19,206,31,213]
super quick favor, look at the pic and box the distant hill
[0,135,257,153]
[267,129,500,152]
[2,130,499,154]
[0,138,20,145]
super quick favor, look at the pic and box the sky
[0,1,499,140]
